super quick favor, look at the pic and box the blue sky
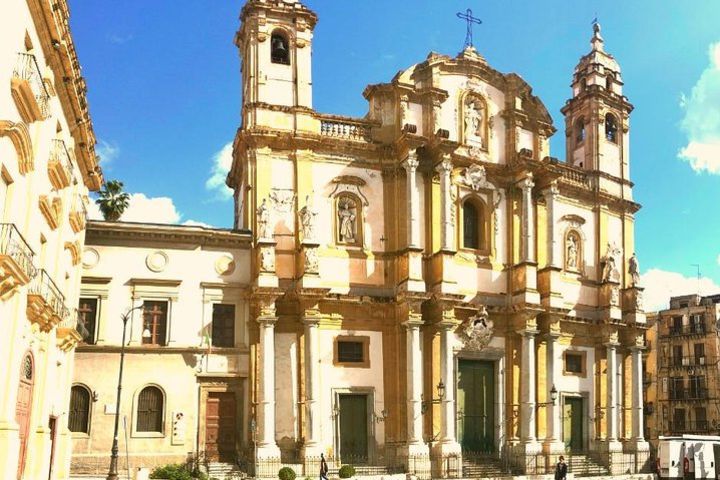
[70,0,720,309]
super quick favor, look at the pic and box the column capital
[518,172,535,190]
[302,316,321,326]
[518,327,540,338]
[543,180,559,198]
[257,315,278,326]
[436,156,453,174]
[402,317,424,329]
[403,150,420,172]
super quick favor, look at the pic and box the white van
[658,435,720,479]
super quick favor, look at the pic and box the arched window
[580,79,587,92]
[136,386,164,433]
[270,31,290,65]
[565,230,582,272]
[606,74,614,92]
[575,118,586,144]
[462,198,487,251]
[605,114,618,143]
[68,385,91,433]
[336,193,362,246]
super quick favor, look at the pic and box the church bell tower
[235,0,317,127]
[561,22,633,183]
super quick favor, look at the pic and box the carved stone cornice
[86,221,252,248]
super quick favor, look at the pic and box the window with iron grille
[337,341,364,363]
[78,298,98,344]
[142,301,167,346]
[136,386,163,433]
[68,385,90,433]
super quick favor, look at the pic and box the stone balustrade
[318,115,372,142]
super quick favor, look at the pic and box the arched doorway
[15,352,34,479]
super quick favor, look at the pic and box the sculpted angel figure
[464,100,484,145]
[628,253,640,286]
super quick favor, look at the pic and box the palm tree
[96,180,130,222]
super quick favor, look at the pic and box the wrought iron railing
[663,355,715,368]
[50,138,75,180]
[13,52,50,118]
[669,420,711,434]
[29,269,67,319]
[665,323,707,336]
[0,223,37,280]
[318,115,373,142]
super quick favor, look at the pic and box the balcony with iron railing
[317,114,373,142]
[669,388,709,402]
[0,223,37,300]
[68,193,87,233]
[11,52,50,122]
[662,322,708,337]
[56,308,84,352]
[27,269,68,332]
[663,355,716,369]
[48,139,74,190]
[668,420,711,435]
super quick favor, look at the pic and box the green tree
[96,180,130,222]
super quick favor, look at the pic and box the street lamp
[421,381,446,415]
[106,304,144,480]
[536,385,558,408]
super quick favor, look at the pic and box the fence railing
[663,355,715,368]
[669,387,709,401]
[0,223,37,280]
[13,52,49,118]
[668,420,711,434]
[50,139,75,180]
[29,269,67,320]
[665,323,708,336]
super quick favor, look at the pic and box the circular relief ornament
[215,254,236,276]
[82,247,100,269]
[146,251,169,273]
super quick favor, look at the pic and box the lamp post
[106,304,144,480]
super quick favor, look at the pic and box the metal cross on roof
[456,8,482,49]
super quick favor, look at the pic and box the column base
[543,440,566,454]
[630,439,650,452]
[255,445,282,480]
[431,441,461,478]
[301,443,325,474]
[400,442,431,477]
[602,439,623,453]
[521,440,543,455]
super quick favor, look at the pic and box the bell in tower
[271,32,290,65]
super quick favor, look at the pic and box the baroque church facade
[71,0,651,478]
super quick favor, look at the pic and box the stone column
[631,346,650,451]
[434,322,461,458]
[519,174,535,263]
[605,341,622,452]
[402,316,430,473]
[302,317,322,459]
[543,182,559,268]
[544,330,564,453]
[436,156,454,252]
[520,327,541,453]
[404,151,420,248]
[257,315,281,459]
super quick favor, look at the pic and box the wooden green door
[339,394,368,463]
[563,397,584,451]
[457,359,495,453]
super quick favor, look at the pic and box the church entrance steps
[207,461,247,479]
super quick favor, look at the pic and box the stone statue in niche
[601,242,622,282]
[566,233,579,270]
[257,198,270,239]
[628,252,640,286]
[337,196,357,244]
[464,98,485,147]
[298,195,318,242]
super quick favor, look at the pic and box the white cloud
[640,268,720,312]
[96,139,119,166]
[205,142,234,201]
[678,42,720,174]
[107,33,134,45]
[87,198,103,221]
[182,220,212,228]
[121,193,180,224]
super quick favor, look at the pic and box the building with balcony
[70,221,252,476]
[0,0,102,478]
[647,294,720,440]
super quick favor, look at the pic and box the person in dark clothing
[554,455,568,480]
[320,453,329,480]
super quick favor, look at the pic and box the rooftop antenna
[456,8,482,49]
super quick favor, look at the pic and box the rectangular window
[334,336,370,367]
[672,345,683,367]
[211,304,235,348]
[673,408,686,432]
[77,298,98,344]
[564,352,584,375]
[694,343,705,364]
[672,316,683,334]
[142,301,168,346]
[693,315,705,334]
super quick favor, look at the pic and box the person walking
[554,455,568,480]
[320,453,329,480]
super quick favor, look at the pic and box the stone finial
[591,21,605,52]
